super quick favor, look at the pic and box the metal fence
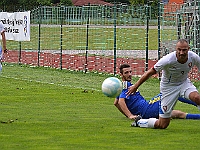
[2,2,200,80]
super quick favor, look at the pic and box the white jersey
[0,22,5,33]
[154,51,200,85]
[0,22,5,49]
[0,22,5,59]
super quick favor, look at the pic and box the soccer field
[0,63,200,150]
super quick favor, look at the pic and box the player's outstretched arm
[1,31,7,53]
[127,68,157,96]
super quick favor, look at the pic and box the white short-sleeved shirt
[0,22,5,33]
[153,51,200,118]
[0,22,5,59]
[0,22,5,48]
[154,51,200,85]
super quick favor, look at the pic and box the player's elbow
[114,99,118,106]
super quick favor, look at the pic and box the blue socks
[186,114,200,119]
[178,97,197,107]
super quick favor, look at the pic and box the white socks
[138,118,158,128]
[198,105,200,111]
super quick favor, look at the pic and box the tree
[129,0,146,5]
[37,0,52,6]
[60,0,73,6]
[105,0,130,4]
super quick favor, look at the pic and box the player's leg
[171,110,200,119]
[131,102,159,128]
[133,116,170,129]
[154,117,170,129]
[171,110,186,119]
[178,97,197,107]
[182,79,200,110]
[132,92,176,129]
[157,82,180,129]
[188,91,200,106]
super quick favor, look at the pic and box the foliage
[0,0,73,11]
[105,0,159,6]
[105,0,130,4]
[60,0,73,6]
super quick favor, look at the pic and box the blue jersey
[119,81,160,119]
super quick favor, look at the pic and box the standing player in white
[127,39,200,129]
[0,22,8,71]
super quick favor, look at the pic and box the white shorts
[159,78,198,118]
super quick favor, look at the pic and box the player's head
[119,63,132,82]
[176,39,190,63]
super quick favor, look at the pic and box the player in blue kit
[114,63,200,121]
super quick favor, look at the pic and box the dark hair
[119,63,130,74]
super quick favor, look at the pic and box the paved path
[41,50,159,60]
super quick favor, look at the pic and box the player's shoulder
[158,51,176,64]
[0,22,4,27]
[188,51,200,60]
[0,22,5,32]
[188,50,198,56]
[122,81,132,89]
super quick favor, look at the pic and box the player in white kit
[127,39,200,129]
[0,22,8,71]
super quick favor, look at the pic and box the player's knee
[155,119,170,129]
[158,124,168,129]
[191,93,200,105]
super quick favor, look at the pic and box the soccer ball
[102,77,122,98]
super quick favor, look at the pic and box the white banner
[0,11,30,41]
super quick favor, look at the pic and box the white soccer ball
[102,77,123,98]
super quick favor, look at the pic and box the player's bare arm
[118,98,137,120]
[126,68,157,96]
[114,98,128,117]
[1,31,7,53]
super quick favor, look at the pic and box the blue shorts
[142,101,160,119]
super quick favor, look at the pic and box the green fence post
[85,3,90,73]
[145,2,149,71]
[177,13,181,40]
[158,1,161,80]
[38,6,41,67]
[60,6,65,70]
[113,2,117,75]
[158,1,161,60]
[18,41,21,65]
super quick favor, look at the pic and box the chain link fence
[1,2,200,79]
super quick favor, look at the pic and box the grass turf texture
[0,63,200,149]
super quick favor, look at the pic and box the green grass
[0,63,200,150]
